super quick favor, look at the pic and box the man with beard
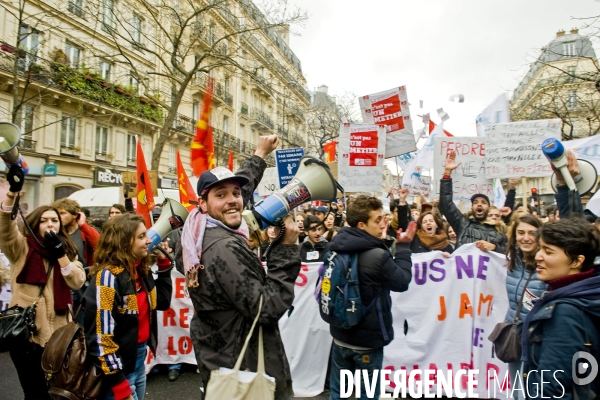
[438,151,507,253]
[180,135,301,400]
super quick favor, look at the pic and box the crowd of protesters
[2,137,600,400]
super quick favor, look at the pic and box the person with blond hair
[84,214,172,400]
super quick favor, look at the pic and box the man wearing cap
[438,151,507,253]
[180,135,301,400]
[314,205,328,221]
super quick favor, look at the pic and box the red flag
[428,120,453,137]
[191,78,215,177]
[322,141,337,162]
[135,138,155,228]
[227,151,234,171]
[176,151,198,211]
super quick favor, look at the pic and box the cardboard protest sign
[337,123,386,192]
[359,86,416,157]
[484,119,561,178]
[432,136,491,202]
[257,167,279,196]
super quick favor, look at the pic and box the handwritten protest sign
[359,86,416,157]
[337,123,386,192]
[432,136,491,202]
[484,119,561,178]
[257,167,279,196]
[384,244,510,398]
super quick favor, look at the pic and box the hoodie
[521,268,600,399]
[327,227,412,348]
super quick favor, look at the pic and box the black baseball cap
[196,167,249,196]
[470,194,490,204]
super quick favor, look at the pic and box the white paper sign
[432,136,492,202]
[359,86,416,157]
[484,119,562,178]
[257,167,280,196]
[337,123,386,192]
[564,134,600,172]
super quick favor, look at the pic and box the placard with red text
[337,123,386,192]
[432,136,492,202]
[358,86,416,157]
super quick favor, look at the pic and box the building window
[168,144,176,168]
[127,133,136,161]
[224,76,230,93]
[61,115,77,148]
[19,24,40,70]
[65,41,82,68]
[564,42,575,57]
[68,0,84,17]
[130,72,139,95]
[567,90,577,109]
[223,115,229,134]
[99,60,111,80]
[131,14,142,45]
[96,125,109,155]
[101,0,116,32]
[15,105,34,137]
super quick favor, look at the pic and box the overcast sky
[288,0,600,138]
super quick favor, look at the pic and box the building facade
[0,0,309,211]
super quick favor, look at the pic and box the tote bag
[205,296,276,400]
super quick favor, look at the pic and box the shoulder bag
[488,270,534,363]
[0,264,52,352]
[205,295,276,400]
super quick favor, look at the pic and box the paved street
[0,353,330,400]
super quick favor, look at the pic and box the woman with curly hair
[84,213,172,400]
[0,166,85,400]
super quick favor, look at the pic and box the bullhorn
[147,198,189,249]
[542,138,598,195]
[0,122,29,174]
[243,155,342,231]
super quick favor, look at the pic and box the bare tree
[305,90,360,160]
[83,0,307,169]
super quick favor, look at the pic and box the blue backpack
[316,250,389,340]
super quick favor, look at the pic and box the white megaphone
[242,155,341,231]
[146,198,190,249]
[0,122,29,174]
[542,138,598,195]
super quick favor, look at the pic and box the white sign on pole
[564,134,600,172]
[475,93,510,137]
[257,167,280,196]
[337,123,386,192]
[359,86,416,157]
[484,119,561,178]
[432,136,491,202]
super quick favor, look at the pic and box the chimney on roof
[557,29,565,37]
[571,28,579,35]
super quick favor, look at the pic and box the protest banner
[484,119,561,178]
[275,147,305,187]
[401,157,431,197]
[383,244,510,399]
[564,134,600,172]
[359,86,416,157]
[337,123,386,192]
[432,136,491,202]
[475,93,510,137]
[257,167,280,196]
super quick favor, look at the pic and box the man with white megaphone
[180,135,303,400]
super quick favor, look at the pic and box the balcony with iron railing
[249,108,274,131]
[172,113,194,133]
[286,105,304,121]
[239,101,249,117]
[190,71,232,108]
[251,75,273,96]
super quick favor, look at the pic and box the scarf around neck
[181,208,249,287]
[16,235,72,312]
[416,229,450,250]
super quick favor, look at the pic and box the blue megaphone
[541,137,597,194]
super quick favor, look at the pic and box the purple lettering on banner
[413,262,427,285]
[477,256,490,280]
[456,255,474,279]
[429,259,446,282]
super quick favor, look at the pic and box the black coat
[328,227,412,348]
[299,239,329,263]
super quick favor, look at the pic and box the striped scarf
[181,208,249,287]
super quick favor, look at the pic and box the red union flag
[176,151,198,211]
[135,138,155,228]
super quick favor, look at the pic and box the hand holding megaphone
[550,149,580,187]
[7,164,25,193]
[542,138,597,194]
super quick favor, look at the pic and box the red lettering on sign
[178,336,193,355]
[295,264,309,287]
[167,336,177,356]
[179,308,190,328]
[163,308,176,326]
[175,278,185,299]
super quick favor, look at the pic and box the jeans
[328,343,384,400]
[101,343,148,400]
[9,341,51,400]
